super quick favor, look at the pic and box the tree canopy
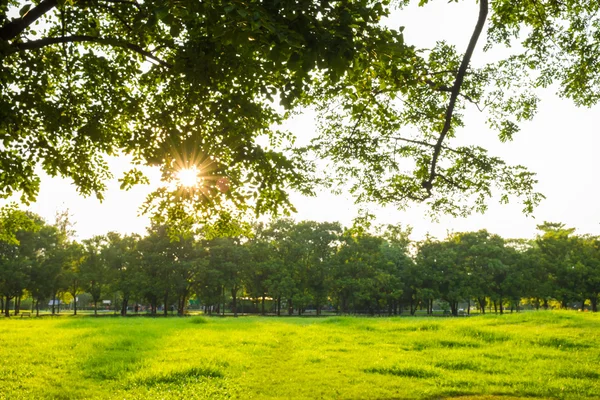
[2,0,597,224]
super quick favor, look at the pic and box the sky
[5,1,600,242]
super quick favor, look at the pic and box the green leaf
[19,4,32,17]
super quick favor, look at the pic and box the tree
[417,237,467,317]
[104,232,140,316]
[81,236,109,315]
[208,237,249,317]
[535,223,581,309]
[260,219,299,316]
[138,225,179,316]
[29,223,62,316]
[578,236,600,312]
[1,0,407,227]
[0,206,38,316]
[245,229,277,315]
[7,0,580,227]
[62,242,85,315]
[285,221,341,315]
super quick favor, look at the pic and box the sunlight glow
[176,166,200,188]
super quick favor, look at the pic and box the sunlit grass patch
[1,312,599,399]
[458,326,513,343]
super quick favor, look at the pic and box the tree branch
[425,79,484,111]
[12,35,172,68]
[0,0,58,41]
[96,0,142,10]
[422,0,489,195]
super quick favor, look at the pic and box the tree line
[1,205,599,317]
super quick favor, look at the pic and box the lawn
[0,312,599,399]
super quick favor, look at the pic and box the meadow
[0,312,599,400]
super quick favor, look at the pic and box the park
[3,0,600,398]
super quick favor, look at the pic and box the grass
[0,312,599,399]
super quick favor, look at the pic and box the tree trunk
[36,299,40,317]
[163,292,169,316]
[288,298,293,315]
[478,297,486,314]
[14,296,21,315]
[73,294,77,315]
[261,295,265,316]
[450,301,458,316]
[499,297,504,315]
[231,288,237,317]
[467,299,471,316]
[277,296,281,316]
[4,296,11,317]
[178,295,185,315]
[591,296,598,312]
[52,292,56,314]
[122,296,129,316]
[94,300,97,316]
[543,299,549,310]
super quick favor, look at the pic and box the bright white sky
[5,1,600,241]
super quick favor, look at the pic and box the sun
[176,166,200,188]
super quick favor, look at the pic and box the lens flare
[176,166,200,188]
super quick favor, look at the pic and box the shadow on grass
[73,320,175,381]
[364,365,440,378]
[533,336,591,350]
[142,366,224,386]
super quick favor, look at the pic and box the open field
[1,312,599,399]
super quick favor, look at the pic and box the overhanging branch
[422,0,489,195]
[0,0,58,41]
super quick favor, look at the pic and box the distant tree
[245,232,277,315]
[29,224,62,316]
[286,221,341,315]
[170,235,202,315]
[208,237,249,317]
[536,223,581,309]
[104,233,141,316]
[569,235,600,312]
[81,236,109,315]
[62,242,85,315]
[0,206,38,316]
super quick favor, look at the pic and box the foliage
[8,0,596,227]
[0,0,407,227]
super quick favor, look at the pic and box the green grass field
[1,312,599,399]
